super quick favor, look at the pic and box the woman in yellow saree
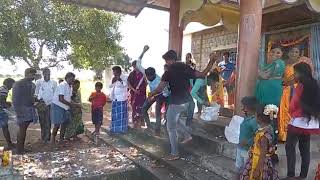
[278,46,313,142]
[208,65,224,106]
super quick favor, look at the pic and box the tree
[0,0,123,71]
[67,6,123,79]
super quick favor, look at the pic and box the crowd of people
[0,44,319,179]
[0,68,107,155]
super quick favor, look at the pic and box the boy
[236,96,258,173]
[51,72,75,145]
[0,78,15,149]
[89,82,107,135]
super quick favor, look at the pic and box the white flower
[263,104,279,119]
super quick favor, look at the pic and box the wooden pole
[235,0,263,114]
[168,0,183,60]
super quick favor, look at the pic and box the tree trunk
[94,69,103,81]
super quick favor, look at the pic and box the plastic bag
[200,103,220,122]
[225,115,244,144]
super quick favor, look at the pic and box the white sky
[0,8,210,79]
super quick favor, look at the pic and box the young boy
[236,96,258,173]
[0,78,15,149]
[89,82,107,135]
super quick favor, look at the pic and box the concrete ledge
[99,127,225,180]
[85,128,185,180]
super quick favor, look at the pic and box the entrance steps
[85,115,319,179]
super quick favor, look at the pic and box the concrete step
[101,127,225,180]
[84,127,185,180]
[116,127,238,180]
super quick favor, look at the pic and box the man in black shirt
[149,50,217,160]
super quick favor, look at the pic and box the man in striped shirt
[0,78,15,149]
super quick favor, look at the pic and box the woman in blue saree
[256,47,285,106]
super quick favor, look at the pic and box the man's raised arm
[194,52,218,78]
[136,45,150,75]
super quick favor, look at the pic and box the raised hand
[209,52,218,62]
[143,45,150,53]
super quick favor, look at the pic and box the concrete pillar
[168,0,183,60]
[235,0,263,114]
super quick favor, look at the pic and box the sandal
[163,154,180,161]
[181,137,192,144]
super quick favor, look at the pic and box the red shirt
[289,84,304,118]
[90,92,107,110]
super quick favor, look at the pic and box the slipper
[181,137,192,144]
[163,155,180,161]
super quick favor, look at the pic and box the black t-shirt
[161,62,196,104]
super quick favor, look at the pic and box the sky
[0,7,210,79]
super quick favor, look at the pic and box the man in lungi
[0,78,15,149]
[12,68,38,154]
[109,66,129,134]
[148,50,218,161]
[50,72,75,145]
[35,68,57,143]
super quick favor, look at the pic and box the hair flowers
[264,104,279,120]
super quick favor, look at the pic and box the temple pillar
[168,0,183,60]
[235,0,263,114]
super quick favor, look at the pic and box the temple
[62,0,320,114]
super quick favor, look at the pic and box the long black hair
[294,62,320,119]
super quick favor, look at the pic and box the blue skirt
[110,101,128,134]
[50,104,71,125]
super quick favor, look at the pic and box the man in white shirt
[35,68,57,143]
[50,72,75,145]
[109,66,129,134]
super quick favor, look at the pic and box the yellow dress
[278,57,313,142]
[278,65,294,142]
[240,126,279,180]
[208,64,225,106]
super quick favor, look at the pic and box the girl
[240,104,279,180]
[285,62,320,179]
[278,46,313,142]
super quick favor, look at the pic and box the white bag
[225,115,244,144]
[200,103,220,122]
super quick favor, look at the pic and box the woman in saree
[128,61,147,128]
[209,65,224,107]
[65,80,84,140]
[255,46,285,106]
[278,46,313,142]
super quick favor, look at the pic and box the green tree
[0,0,123,72]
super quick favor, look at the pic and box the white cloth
[225,115,244,144]
[289,117,319,129]
[35,79,57,105]
[109,74,128,101]
[52,81,72,110]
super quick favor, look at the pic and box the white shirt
[109,74,128,101]
[35,79,57,105]
[52,81,73,110]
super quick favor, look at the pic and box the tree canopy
[0,0,125,73]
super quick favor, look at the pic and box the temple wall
[191,26,238,70]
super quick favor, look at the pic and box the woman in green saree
[256,47,285,106]
[65,80,84,140]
